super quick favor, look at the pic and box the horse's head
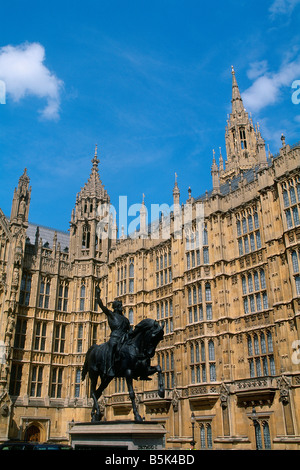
[132,318,164,358]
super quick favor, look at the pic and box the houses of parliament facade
[0,69,300,450]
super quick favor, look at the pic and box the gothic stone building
[0,69,300,450]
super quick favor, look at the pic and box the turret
[69,145,114,261]
[10,168,31,227]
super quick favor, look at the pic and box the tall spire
[231,65,244,114]
[173,172,180,206]
[77,145,109,201]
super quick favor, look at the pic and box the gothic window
[34,321,47,351]
[9,363,23,396]
[128,308,134,325]
[50,367,63,398]
[254,420,271,450]
[77,324,83,352]
[157,299,173,333]
[75,368,81,397]
[117,257,134,296]
[158,349,175,389]
[190,339,215,384]
[54,324,66,353]
[186,225,209,269]
[247,330,275,378]
[242,269,268,314]
[80,285,85,311]
[82,225,90,249]
[39,278,50,309]
[291,249,300,295]
[30,365,43,397]
[281,178,300,229]
[236,208,261,255]
[156,247,172,287]
[205,282,211,301]
[58,283,68,312]
[240,127,247,149]
[19,272,31,306]
[188,282,211,323]
[14,318,27,349]
[200,423,213,449]
[129,258,134,293]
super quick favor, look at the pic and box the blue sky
[0,0,299,233]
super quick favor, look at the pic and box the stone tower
[220,67,268,184]
[69,146,116,262]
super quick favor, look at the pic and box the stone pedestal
[69,420,166,450]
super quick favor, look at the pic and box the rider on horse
[95,287,133,377]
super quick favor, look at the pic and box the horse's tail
[81,344,96,381]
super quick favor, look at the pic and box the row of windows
[156,299,173,333]
[291,249,300,295]
[187,283,213,322]
[15,315,136,354]
[186,227,209,269]
[190,340,216,383]
[20,275,102,313]
[242,269,269,314]
[242,269,266,294]
[157,350,175,389]
[156,249,172,288]
[156,251,172,270]
[186,247,209,269]
[247,331,276,377]
[282,178,300,229]
[236,208,262,256]
[117,258,134,296]
[10,364,81,398]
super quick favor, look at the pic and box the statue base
[69,420,166,450]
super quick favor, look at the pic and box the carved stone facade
[0,70,300,449]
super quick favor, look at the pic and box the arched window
[208,340,215,361]
[242,275,247,295]
[247,336,253,356]
[260,333,266,354]
[267,331,273,353]
[292,251,299,273]
[190,344,194,363]
[254,334,259,355]
[128,308,134,325]
[248,274,253,293]
[205,283,211,301]
[263,422,271,449]
[82,225,90,249]
[254,271,260,291]
[254,421,263,450]
[80,285,85,311]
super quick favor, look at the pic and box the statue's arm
[95,287,110,316]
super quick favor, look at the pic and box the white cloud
[0,42,63,120]
[242,57,300,112]
[246,60,268,80]
[269,0,300,17]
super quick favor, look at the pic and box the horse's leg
[90,372,101,422]
[91,375,112,422]
[144,365,165,398]
[125,372,143,422]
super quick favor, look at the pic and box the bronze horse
[82,318,165,422]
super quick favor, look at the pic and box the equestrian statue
[82,287,165,422]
